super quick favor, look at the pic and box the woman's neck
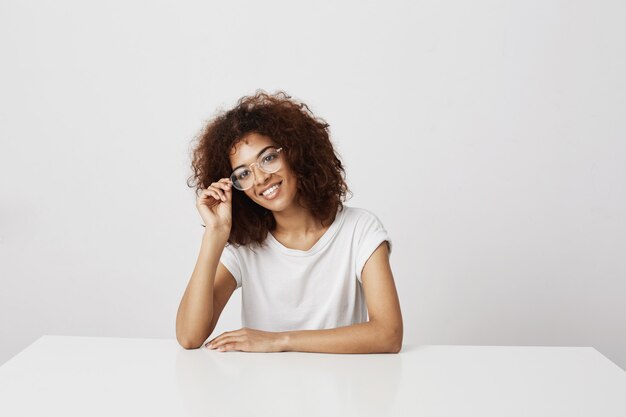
[271,205,335,238]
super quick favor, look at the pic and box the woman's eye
[263,154,276,163]
[238,170,250,180]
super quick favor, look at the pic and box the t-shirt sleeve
[219,243,242,289]
[355,210,393,284]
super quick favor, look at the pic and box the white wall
[1,0,625,369]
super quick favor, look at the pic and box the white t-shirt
[218,205,392,332]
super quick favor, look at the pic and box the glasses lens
[259,150,282,173]
[230,148,283,191]
[231,168,251,190]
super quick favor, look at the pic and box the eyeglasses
[230,147,284,191]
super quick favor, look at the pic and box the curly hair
[187,90,352,247]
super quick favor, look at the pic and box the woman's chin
[257,193,294,212]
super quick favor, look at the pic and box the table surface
[0,336,625,417]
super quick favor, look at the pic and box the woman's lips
[261,180,283,200]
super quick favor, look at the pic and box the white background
[1,1,624,369]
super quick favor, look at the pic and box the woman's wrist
[202,226,230,242]
[278,331,291,352]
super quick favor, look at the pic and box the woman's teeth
[262,182,281,197]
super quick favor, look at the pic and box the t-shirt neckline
[266,206,347,257]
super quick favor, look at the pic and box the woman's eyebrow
[232,145,275,170]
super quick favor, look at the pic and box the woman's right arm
[176,229,229,349]
[176,178,234,349]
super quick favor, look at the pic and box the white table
[0,335,624,416]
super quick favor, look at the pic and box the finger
[212,182,230,191]
[207,188,224,199]
[219,178,234,191]
[214,182,232,193]
[207,335,236,348]
[212,190,225,202]
[212,183,231,199]
[220,336,244,346]
[203,190,221,201]
[215,179,233,188]
[208,186,227,202]
[217,343,240,352]
[206,333,243,348]
[216,340,244,352]
[206,331,230,346]
[206,332,232,345]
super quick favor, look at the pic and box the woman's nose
[251,164,271,185]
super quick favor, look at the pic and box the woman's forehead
[229,133,276,166]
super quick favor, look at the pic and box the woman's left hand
[204,327,287,352]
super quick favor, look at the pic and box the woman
[176,90,403,353]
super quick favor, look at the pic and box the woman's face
[229,132,299,212]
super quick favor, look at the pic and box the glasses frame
[230,147,284,191]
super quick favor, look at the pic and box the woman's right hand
[196,178,233,233]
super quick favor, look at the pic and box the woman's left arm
[282,241,402,354]
[205,241,403,354]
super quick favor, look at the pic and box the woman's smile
[260,180,283,200]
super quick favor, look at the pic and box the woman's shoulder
[340,204,384,224]
[341,205,392,254]
[338,205,389,238]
